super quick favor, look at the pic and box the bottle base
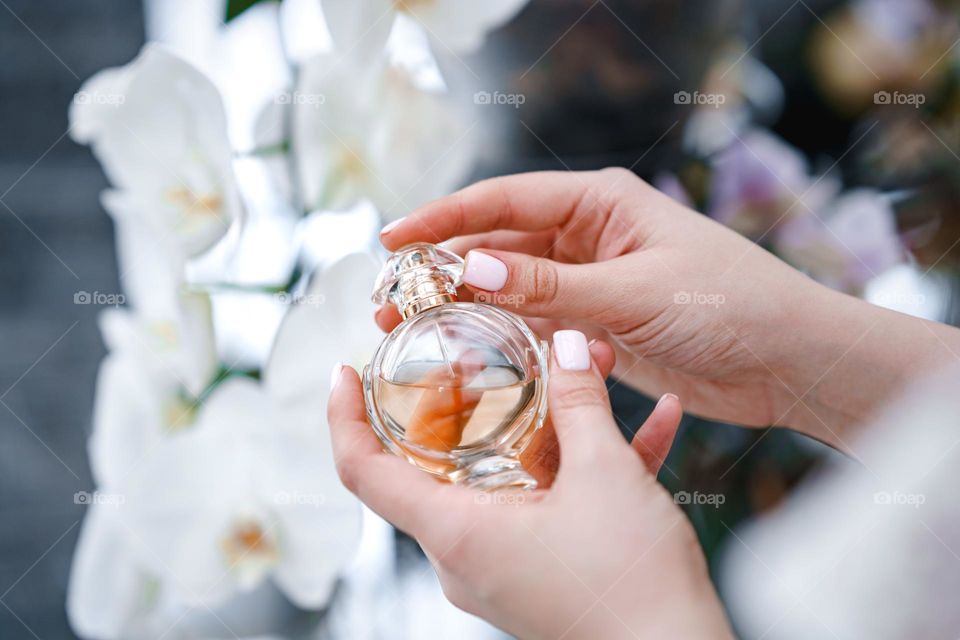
[453,455,538,491]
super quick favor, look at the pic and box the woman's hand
[328,330,733,639]
[378,169,960,449]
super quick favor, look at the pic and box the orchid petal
[264,253,381,403]
[292,54,474,216]
[268,416,361,608]
[319,0,395,62]
[405,0,529,53]
[67,504,158,640]
[71,44,241,257]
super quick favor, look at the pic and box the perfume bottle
[364,243,549,490]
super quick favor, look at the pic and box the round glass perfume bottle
[363,243,548,490]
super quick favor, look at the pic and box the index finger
[381,171,597,250]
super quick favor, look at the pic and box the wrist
[770,281,960,446]
[625,577,733,639]
[567,553,733,639]
[765,282,862,444]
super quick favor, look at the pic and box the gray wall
[0,2,143,638]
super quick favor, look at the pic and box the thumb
[547,330,627,468]
[461,249,615,321]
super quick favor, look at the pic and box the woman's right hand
[379,168,960,449]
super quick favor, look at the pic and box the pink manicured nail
[381,217,406,235]
[463,251,508,291]
[330,362,343,391]
[553,330,591,371]
[656,393,679,408]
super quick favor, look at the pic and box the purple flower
[709,129,832,240]
[853,0,940,50]
[774,189,905,293]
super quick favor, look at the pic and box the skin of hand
[328,331,734,640]
[378,168,960,451]
[518,341,617,488]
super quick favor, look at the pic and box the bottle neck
[373,243,464,319]
[394,266,458,319]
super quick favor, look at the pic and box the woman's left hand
[328,330,733,639]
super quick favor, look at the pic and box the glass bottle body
[364,302,548,490]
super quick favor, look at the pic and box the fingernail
[656,393,679,408]
[553,330,591,371]
[381,216,405,235]
[330,362,343,391]
[463,251,509,291]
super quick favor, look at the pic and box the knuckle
[598,166,646,196]
[450,191,469,236]
[600,166,633,181]
[493,179,513,229]
[435,530,476,577]
[435,533,502,608]
[551,379,607,413]
[526,259,560,306]
[439,579,469,612]
[432,513,498,579]
[334,456,360,495]
[439,577,483,616]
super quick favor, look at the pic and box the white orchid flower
[90,291,217,490]
[70,44,242,257]
[67,501,175,640]
[264,252,383,401]
[116,377,360,609]
[320,0,530,57]
[100,189,192,315]
[70,294,216,639]
[75,254,378,618]
[292,54,474,218]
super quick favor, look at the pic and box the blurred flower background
[0,0,958,638]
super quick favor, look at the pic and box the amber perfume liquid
[377,362,538,456]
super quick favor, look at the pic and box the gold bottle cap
[372,243,464,319]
